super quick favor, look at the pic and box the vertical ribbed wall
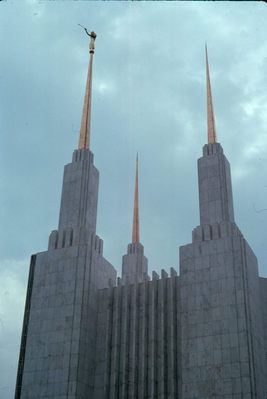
[94,275,181,398]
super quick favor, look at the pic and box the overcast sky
[1,1,267,397]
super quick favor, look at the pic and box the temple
[15,36,267,399]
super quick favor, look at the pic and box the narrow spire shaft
[78,32,96,149]
[205,44,217,144]
[132,154,140,243]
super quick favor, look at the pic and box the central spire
[205,44,217,144]
[132,153,140,243]
[78,29,97,149]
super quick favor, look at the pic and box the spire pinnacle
[205,44,217,144]
[132,153,140,243]
[78,28,97,149]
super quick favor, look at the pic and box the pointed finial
[78,26,97,149]
[205,44,217,144]
[132,153,140,243]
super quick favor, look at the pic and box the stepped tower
[15,30,116,399]
[121,154,148,286]
[179,45,266,398]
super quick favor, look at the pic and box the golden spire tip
[78,27,97,149]
[205,44,217,144]
[132,153,140,244]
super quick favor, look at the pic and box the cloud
[1,2,267,396]
[0,259,28,399]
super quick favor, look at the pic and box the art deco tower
[15,31,117,399]
[121,154,148,285]
[179,46,266,398]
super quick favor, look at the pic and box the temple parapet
[48,229,104,254]
[192,221,243,242]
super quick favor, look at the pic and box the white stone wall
[94,273,180,399]
[16,149,116,398]
[180,232,265,398]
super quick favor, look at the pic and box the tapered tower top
[205,44,217,144]
[78,27,97,149]
[132,153,140,243]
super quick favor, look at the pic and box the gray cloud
[1,1,267,397]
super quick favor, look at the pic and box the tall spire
[132,153,140,243]
[78,29,97,149]
[205,44,217,144]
